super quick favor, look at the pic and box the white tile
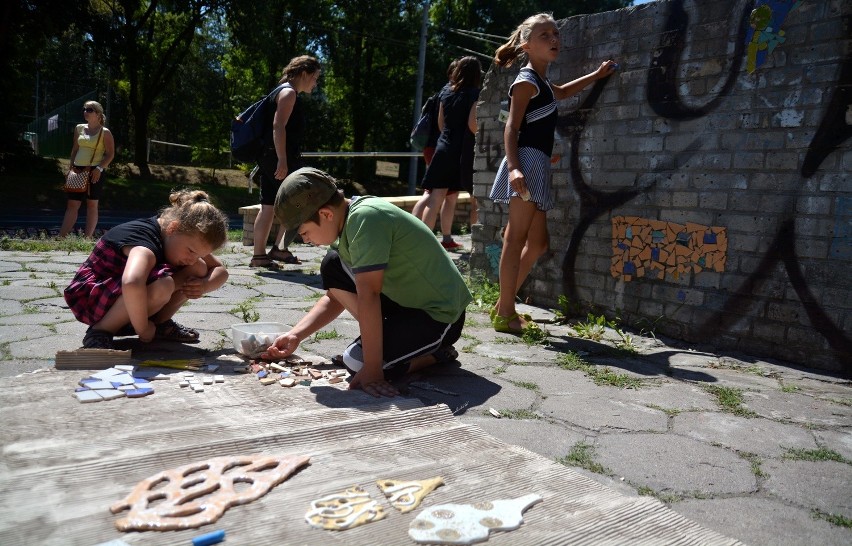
[91,368,123,380]
[192,385,204,393]
[99,389,126,401]
[82,380,117,390]
[214,375,225,383]
[202,377,214,385]
[114,365,136,372]
[74,390,103,403]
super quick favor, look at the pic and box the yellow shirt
[74,124,105,166]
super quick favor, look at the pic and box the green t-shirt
[336,196,472,324]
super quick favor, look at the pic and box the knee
[149,276,176,304]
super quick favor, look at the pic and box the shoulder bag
[64,127,103,193]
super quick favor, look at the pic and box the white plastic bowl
[231,322,286,356]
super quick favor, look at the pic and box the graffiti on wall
[611,217,728,281]
[541,0,850,363]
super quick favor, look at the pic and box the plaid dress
[64,220,175,325]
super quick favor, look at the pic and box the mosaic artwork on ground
[611,216,728,281]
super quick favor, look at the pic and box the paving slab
[0,240,849,545]
[594,433,757,495]
[672,411,819,456]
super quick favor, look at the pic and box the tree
[90,0,223,176]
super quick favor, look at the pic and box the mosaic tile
[75,390,104,403]
[611,216,728,282]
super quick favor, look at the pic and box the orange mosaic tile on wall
[611,216,728,281]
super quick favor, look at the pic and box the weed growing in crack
[230,299,260,323]
[313,329,341,341]
[556,442,611,475]
[703,385,757,417]
[497,408,540,420]
[783,447,850,464]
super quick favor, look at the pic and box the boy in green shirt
[265,167,471,397]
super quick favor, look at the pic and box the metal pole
[407,1,430,195]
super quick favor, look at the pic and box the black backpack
[230,83,287,163]
[410,92,440,151]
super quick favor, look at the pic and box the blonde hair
[159,189,229,249]
[494,13,556,68]
[279,55,321,83]
[84,100,107,126]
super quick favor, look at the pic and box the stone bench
[238,192,472,246]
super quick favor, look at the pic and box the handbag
[64,127,103,193]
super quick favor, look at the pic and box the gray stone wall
[471,0,851,373]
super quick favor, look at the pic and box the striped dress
[489,67,558,211]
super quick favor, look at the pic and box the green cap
[274,167,339,231]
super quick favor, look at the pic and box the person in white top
[59,100,115,238]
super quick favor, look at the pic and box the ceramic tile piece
[112,373,136,385]
[99,389,127,401]
[85,380,119,390]
[257,370,268,379]
[178,380,190,388]
[114,365,136,372]
[214,375,225,383]
[205,364,220,372]
[409,494,542,545]
[111,454,310,531]
[280,378,296,387]
[117,385,136,392]
[192,385,204,393]
[91,368,124,380]
[133,379,151,387]
[259,377,278,386]
[125,388,155,398]
[376,477,444,513]
[305,486,386,530]
[203,377,214,385]
[75,390,104,403]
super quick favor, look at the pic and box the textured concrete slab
[762,459,852,518]
[595,433,756,495]
[540,392,669,432]
[672,411,819,456]
[743,390,852,426]
[674,496,852,546]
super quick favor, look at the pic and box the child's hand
[181,277,206,299]
[349,368,399,398]
[595,59,618,79]
[138,320,156,343]
[262,332,300,359]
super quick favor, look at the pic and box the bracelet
[95,166,105,172]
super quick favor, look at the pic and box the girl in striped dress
[488,13,617,333]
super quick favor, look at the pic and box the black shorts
[257,148,303,206]
[67,168,106,202]
[321,250,465,379]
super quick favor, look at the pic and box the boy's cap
[274,167,338,230]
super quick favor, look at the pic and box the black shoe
[82,328,115,349]
[432,345,459,364]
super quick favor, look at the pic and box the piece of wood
[55,349,133,370]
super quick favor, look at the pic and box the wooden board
[0,370,743,546]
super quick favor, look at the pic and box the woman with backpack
[250,55,321,269]
[412,57,481,250]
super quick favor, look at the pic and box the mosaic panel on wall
[611,216,728,281]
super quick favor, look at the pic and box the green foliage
[703,385,757,417]
[313,329,341,341]
[573,312,616,341]
[812,510,852,528]
[783,447,850,464]
[521,323,548,345]
[230,299,260,323]
[0,235,95,253]
[496,408,540,420]
[556,442,611,475]
[465,271,500,311]
[556,352,643,389]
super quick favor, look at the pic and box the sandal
[267,248,301,264]
[492,312,525,334]
[155,319,200,342]
[249,254,281,269]
[82,328,115,349]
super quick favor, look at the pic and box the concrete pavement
[0,235,849,545]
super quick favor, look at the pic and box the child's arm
[179,254,228,299]
[263,294,344,359]
[348,269,398,397]
[503,81,537,198]
[551,60,617,101]
[122,246,157,341]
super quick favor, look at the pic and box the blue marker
[192,529,225,546]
